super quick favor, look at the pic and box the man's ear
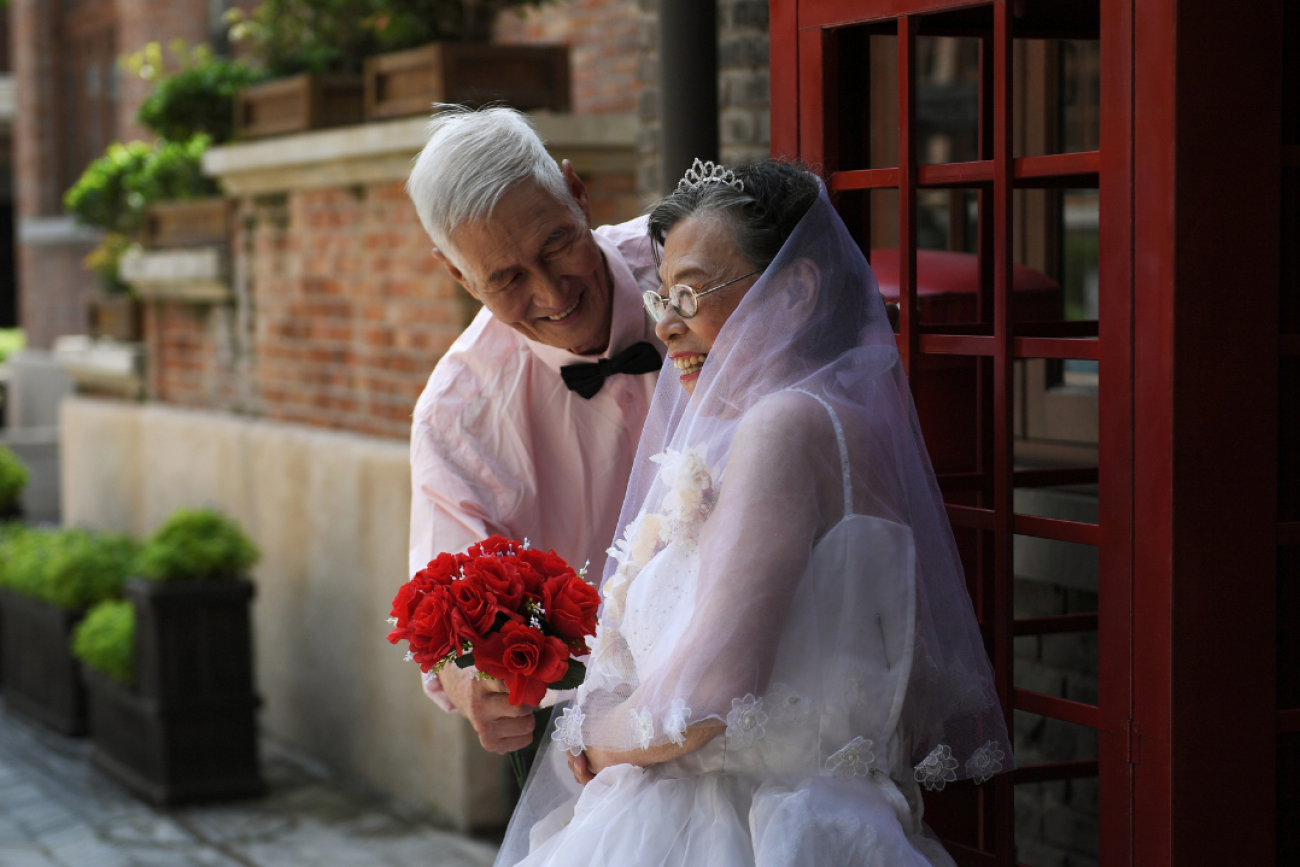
[431,247,466,285]
[561,159,593,226]
[782,258,821,319]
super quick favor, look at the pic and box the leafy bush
[65,136,218,236]
[137,509,260,582]
[72,600,136,685]
[0,329,23,364]
[0,446,28,513]
[227,0,555,76]
[0,528,140,610]
[128,40,265,144]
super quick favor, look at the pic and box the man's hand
[437,664,536,753]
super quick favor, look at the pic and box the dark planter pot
[126,577,256,708]
[84,667,262,805]
[141,198,230,250]
[363,42,570,121]
[83,577,263,804]
[0,589,87,735]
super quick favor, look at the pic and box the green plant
[64,135,219,291]
[0,528,139,610]
[0,329,23,364]
[137,509,260,582]
[127,40,265,144]
[72,600,136,685]
[0,446,28,514]
[226,0,555,76]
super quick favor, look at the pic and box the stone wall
[61,396,509,831]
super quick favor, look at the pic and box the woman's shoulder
[728,389,841,484]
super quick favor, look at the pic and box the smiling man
[404,106,663,755]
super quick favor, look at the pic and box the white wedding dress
[511,395,960,867]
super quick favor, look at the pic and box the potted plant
[0,445,28,522]
[75,508,263,804]
[0,528,138,734]
[226,0,567,136]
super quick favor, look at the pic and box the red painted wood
[770,0,799,158]
[1013,613,1100,637]
[1013,514,1102,547]
[829,167,901,190]
[1011,759,1100,783]
[1014,688,1103,730]
[946,502,997,531]
[1280,522,1300,545]
[797,27,827,168]
[833,152,1101,191]
[898,16,919,380]
[798,0,986,28]
[1014,150,1102,183]
[1013,337,1101,361]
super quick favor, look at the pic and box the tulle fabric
[494,183,1012,866]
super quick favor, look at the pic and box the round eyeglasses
[642,269,762,322]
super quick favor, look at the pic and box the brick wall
[494,0,641,116]
[147,168,639,439]
[12,0,64,219]
[18,243,94,348]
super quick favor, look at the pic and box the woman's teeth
[673,354,707,375]
[546,299,581,321]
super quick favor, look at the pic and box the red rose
[467,535,520,558]
[398,585,459,671]
[412,552,463,589]
[543,573,600,645]
[448,578,497,645]
[474,621,571,706]
[464,557,526,612]
[518,548,572,581]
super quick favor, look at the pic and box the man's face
[436,163,613,356]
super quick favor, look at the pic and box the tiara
[677,158,744,193]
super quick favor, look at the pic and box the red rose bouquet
[387,535,598,712]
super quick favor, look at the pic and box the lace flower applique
[915,744,960,791]
[965,740,1006,785]
[552,705,586,756]
[629,708,655,751]
[766,683,812,725]
[603,512,669,621]
[664,699,691,746]
[649,447,718,549]
[826,736,876,779]
[726,694,768,748]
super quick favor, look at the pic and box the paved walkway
[0,700,499,867]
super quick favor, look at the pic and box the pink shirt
[409,219,663,711]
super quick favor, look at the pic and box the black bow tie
[560,341,663,399]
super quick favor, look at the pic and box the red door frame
[770,1,1282,865]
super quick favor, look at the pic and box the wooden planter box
[235,73,364,140]
[84,668,262,805]
[364,42,570,120]
[0,589,87,735]
[83,577,262,805]
[142,198,230,250]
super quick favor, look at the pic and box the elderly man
[405,106,663,754]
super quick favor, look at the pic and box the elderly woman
[494,161,1013,867]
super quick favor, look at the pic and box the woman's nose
[654,307,687,343]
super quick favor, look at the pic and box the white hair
[406,105,582,261]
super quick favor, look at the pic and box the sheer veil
[496,179,1012,866]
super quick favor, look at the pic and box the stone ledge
[205,113,638,197]
[17,216,103,247]
[120,246,231,303]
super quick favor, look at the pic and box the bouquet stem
[508,708,553,792]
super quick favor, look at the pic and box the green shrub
[0,329,24,364]
[0,528,139,610]
[137,509,260,582]
[64,136,218,237]
[72,600,136,685]
[0,446,28,513]
[130,41,265,144]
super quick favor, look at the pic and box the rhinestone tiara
[677,158,744,193]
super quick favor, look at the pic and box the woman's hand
[567,751,597,785]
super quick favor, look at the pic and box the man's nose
[532,268,569,310]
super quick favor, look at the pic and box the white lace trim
[965,740,1005,785]
[914,743,959,791]
[664,699,691,746]
[766,683,812,725]
[725,694,768,748]
[552,705,586,756]
[629,708,655,751]
[826,736,876,779]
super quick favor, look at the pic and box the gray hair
[406,105,582,261]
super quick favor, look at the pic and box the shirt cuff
[422,669,459,715]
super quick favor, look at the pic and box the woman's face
[654,213,760,395]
